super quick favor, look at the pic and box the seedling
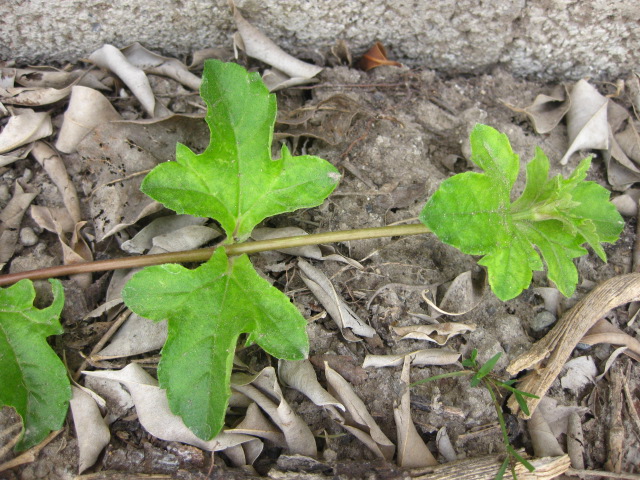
[410,349,539,479]
[0,60,623,449]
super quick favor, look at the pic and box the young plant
[410,349,539,480]
[0,60,624,449]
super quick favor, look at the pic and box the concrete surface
[2,0,638,80]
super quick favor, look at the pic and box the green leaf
[420,124,624,301]
[0,279,69,450]
[507,445,536,472]
[470,352,502,387]
[122,247,309,440]
[140,60,340,242]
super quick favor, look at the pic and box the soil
[1,58,639,480]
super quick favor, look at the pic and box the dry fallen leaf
[278,359,344,411]
[223,438,263,467]
[393,322,476,345]
[394,356,438,468]
[88,44,163,117]
[78,114,208,241]
[232,367,317,457]
[363,349,461,368]
[225,402,286,447]
[83,364,255,451]
[12,67,110,90]
[423,270,486,317]
[0,182,38,269]
[55,86,121,154]
[298,259,376,339]
[580,318,640,361]
[559,356,596,393]
[615,120,640,163]
[121,42,201,91]
[0,85,72,107]
[504,84,571,134]
[560,79,609,165]
[358,42,402,71]
[121,214,208,254]
[0,108,52,161]
[69,386,110,473]
[324,363,395,461]
[528,407,565,458]
[230,1,322,91]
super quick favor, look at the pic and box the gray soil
[1,60,639,479]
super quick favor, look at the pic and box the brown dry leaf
[358,42,402,72]
[226,403,286,447]
[88,44,163,117]
[231,366,317,457]
[0,108,52,160]
[298,259,376,339]
[230,1,322,90]
[309,354,368,385]
[121,42,201,91]
[504,84,571,134]
[363,349,461,368]
[31,141,81,224]
[278,359,344,411]
[0,182,38,269]
[55,86,121,154]
[581,318,640,361]
[394,356,438,468]
[77,114,208,241]
[560,80,609,165]
[69,386,110,473]
[324,363,395,461]
[83,364,255,451]
[528,407,565,458]
[615,120,640,163]
[393,322,476,345]
[12,67,110,90]
[0,85,72,107]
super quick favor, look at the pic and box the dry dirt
[1,60,639,479]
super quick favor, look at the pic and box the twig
[623,362,640,438]
[0,429,62,473]
[604,363,625,473]
[566,468,640,479]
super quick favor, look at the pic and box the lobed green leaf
[421,124,624,301]
[140,60,340,242]
[0,279,70,450]
[122,247,309,440]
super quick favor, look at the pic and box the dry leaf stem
[0,224,430,286]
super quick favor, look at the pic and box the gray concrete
[2,0,638,80]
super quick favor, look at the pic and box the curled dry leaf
[507,273,640,417]
[121,214,208,254]
[0,85,72,107]
[436,427,457,462]
[31,141,81,224]
[580,317,640,361]
[504,84,571,134]
[363,349,461,368]
[358,42,402,72]
[88,44,158,117]
[231,366,317,457]
[393,322,476,345]
[0,182,38,269]
[230,1,322,90]
[324,363,395,461]
[528,407,565,458]
[121,42,201,91]
[0,144,33,167]
[69,386,110,473]
[567,412,585,469]
[536,397,588,439]
[78,114,208,241]
[223,438,263,467]
[298,259,376,339]
[560,80,609,165]
[309,354,368,385]
[55,86,121,154]
[423,270,486,317]
[0,109,52,160]
[278,359,344,411]
[394,356,438,468]
[83,363,254,451]
[13,67,110,90]
[83,375,134,424]
[226,402,286,447]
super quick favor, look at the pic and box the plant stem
[0,223,430,286]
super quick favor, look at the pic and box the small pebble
[530,310,556,332]
[19,227,39,246]
[21,168,33,182]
